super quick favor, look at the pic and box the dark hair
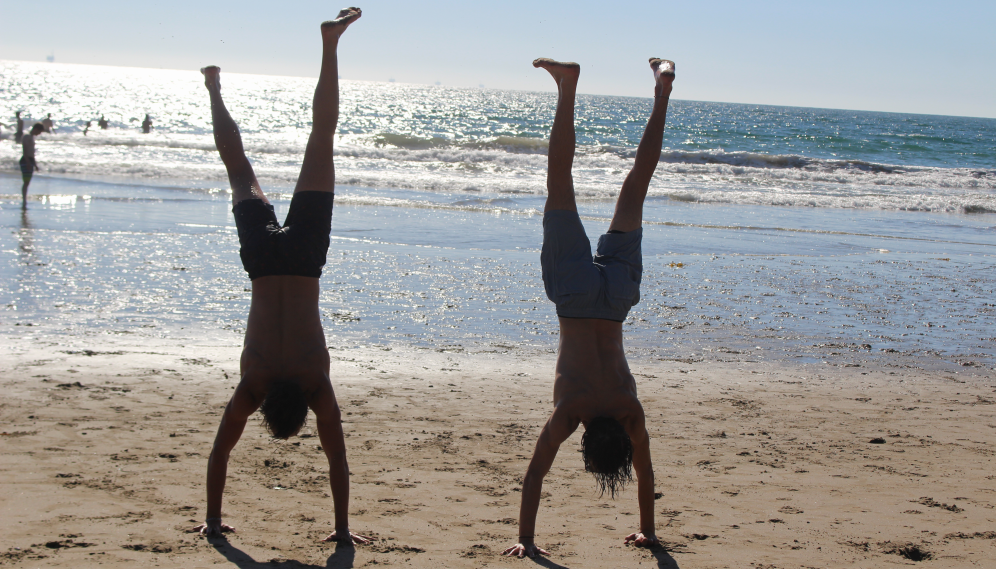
[259,380,309,439]
[580,416,633,498]
[31,123,44,133]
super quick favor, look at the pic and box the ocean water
[2,61,994,373]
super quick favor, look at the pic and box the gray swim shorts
[541,209,642,322]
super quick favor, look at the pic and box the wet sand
[1,341,994,568]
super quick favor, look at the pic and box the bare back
[553,317,643,427]
[240,275,330,398]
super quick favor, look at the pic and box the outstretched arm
[503,408,577,558]
[313,382,374,545]
[190,384,259,536]
[624,414,659,547]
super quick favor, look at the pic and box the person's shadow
[650,545,681,569]
[207,536,355,569]
[525,545,680,569]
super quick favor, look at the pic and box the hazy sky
[3,0,994,118]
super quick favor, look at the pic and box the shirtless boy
[20,122,44,204]
[502,57,676,558]
[189,8,373,545]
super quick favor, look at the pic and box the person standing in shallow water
[188,8,374,545]
[42,113,54,133]
[502,57,676,558]
[20,123,44,205]
[141,114,152,133]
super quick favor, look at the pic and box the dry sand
[1,341,994,568]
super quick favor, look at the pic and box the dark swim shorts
[232,191,335,280]
[19,157,34,182]
[540,209,643,322]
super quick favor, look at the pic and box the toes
[650,58,676,76]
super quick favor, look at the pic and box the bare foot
[532,58,580,89]
[321,7,362,40]
[649,58,675,98]
[201,66,221,92]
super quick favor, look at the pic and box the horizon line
[4,58,994,121]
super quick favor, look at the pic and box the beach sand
[1,341,994,568]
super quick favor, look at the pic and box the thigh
[232,199,281,279]
[281,191,335,278]
[541,210,600,302]
[594,228,643,309]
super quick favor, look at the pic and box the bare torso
[553,317,643,430]
[240,275,331,400]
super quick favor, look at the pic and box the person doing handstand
[189,8,373,545]
[502,57,676,558]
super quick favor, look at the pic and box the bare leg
[202,66,266,205]
[294,7,361,195]
[608,59,675,233]
[534,58,580,213]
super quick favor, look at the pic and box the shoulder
[227,377,267,418]
[306,376,342,423]
[618,398,648,439]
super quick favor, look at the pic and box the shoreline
[1,339,994,568]
[3,174,995,377]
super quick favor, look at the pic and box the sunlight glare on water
[1,61,994,374]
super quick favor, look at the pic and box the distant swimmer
[15,111,24,143]
[502,57,676,558]
[20,123,44,205]
[42,113,54,133]
[98,115,108,129]
[188,8,375,546]
[83,120,91,136]
[141,114,152,133]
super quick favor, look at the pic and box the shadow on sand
[651,546,681,569]
[525,545,681,569]
[207,536,355,569]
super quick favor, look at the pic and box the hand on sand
[188,519,235,537]
[322,530,375,545]
[502,542,550,558]
[624,532,661,548]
